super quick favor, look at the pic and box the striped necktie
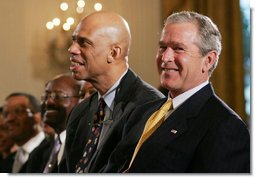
[128,99,173,170]
[43,137,61,173]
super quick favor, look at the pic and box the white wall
[0,0,162,104]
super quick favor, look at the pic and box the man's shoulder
[66,94,97,127]
[71,93,97,114]
[30,137,54,156]
[131,77,165,102]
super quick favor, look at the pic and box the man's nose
[68,42,80,55]
[162,47,174,63]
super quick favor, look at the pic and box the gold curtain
[161,0,247,123]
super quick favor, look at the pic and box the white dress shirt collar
[55,130,66,144]
[20,131,45,154]
[56,130,66,164]
[171,81,209,109]
[98,69,128,111]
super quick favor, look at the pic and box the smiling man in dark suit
[102,11,250,173]
[62,11,165,173]
[2,93,50,173]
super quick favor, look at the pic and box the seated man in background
[0,106,17,173]
[2,92,50,173]
[41,101,55,139]
[41,73,94,173]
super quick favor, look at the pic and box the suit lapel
[145,83,215,145]
[88,70,140,170]
[74,94,98,145]
[114,69,138,105]
[67,94,99,171]
[101,69,139,136]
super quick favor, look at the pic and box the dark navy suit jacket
[103,83,250,173]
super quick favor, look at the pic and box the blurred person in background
[79,80,97,102]
[41,96,55,139]
[41,73,95,173]
[0,106,17,172]
[2,92,49,173]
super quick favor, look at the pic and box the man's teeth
[71,62,82,66]
[163,68,177,72]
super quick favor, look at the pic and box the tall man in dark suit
[63,11,165,173]
[102,11,250,173]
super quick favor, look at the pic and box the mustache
[45,105,59,111]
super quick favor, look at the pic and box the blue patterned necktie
[76,98,106,173]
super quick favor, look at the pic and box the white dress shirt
[172,81,209,109]
[97,69,128,148]
[12,131,45,173]
[57,130,66,164]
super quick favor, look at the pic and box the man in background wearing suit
[41,73,86,173]
[103,11,250,173]
[0,106,17,173]
[2,92,50,173]
[64,11,164,173]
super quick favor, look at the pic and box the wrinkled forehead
[46,78,78,93]
[72,22,105,43]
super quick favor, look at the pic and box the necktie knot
[160,99,173,112]
[94,98,106,124]
[98,98,106,109]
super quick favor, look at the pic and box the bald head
[69,11,131,94]
[50,73,83,91]
[76,11,131,58]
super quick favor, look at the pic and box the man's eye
[174,47,185,52]
[76,37,93,47]
[159,46,167,52]
[175,46,184,50]
[55,94,66,99]
[77,39,86,46]
[15,107,25,114]
[54,95,61,100]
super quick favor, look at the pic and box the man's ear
[202,50,217,73]
[107,45,121,63]
[33,112,42,124]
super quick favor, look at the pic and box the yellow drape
[161,0,247,123]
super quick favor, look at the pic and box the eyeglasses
[41,92,80,101]
[2,106,33,118]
